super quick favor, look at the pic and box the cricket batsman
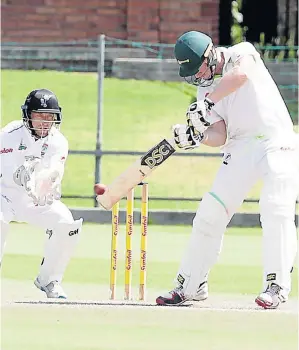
[156,31,299,309]
[1,89,83,298]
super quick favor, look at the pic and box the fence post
[94,34,105,207]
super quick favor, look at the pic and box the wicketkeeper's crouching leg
[34,218,83,299]
[20,200,84,299]
[0,219,10,265]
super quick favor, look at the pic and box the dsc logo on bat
[141,139,175,169]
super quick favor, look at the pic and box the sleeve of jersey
[197,88,223,125]
[0,131,21,184]
[1,121,23,132]
[229,42,261,79]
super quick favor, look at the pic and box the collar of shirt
[216,47,233,75]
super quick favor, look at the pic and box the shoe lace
[266,283,282,297]
[48,280,61,291]
[172,285,184,297]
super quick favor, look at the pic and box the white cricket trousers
[1,189,82,286]
[177,135,299,297]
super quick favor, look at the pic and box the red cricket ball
[94,183,107,196]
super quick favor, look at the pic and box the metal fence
[93,35,298,206]
[2,36,298,207]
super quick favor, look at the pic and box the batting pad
[177,192,230,297]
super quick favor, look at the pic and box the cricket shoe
[156,286,190,306]
[34,278,67,299]
[255,283,286,309]
[193,281,208,301]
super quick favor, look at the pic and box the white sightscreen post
[94,34,105,207]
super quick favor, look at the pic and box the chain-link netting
[2,38,297,104]
[1,37,298,209]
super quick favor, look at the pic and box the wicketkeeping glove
[32,168,61,206]
[14,160,61,206]
[13,158,40,193]
[29,183,61,206]
[173,124,204,150]
[186,98,214,134]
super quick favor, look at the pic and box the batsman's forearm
[201,122,227,147]
[208,67,248,104]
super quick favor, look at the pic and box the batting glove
[173,124,204,150]
[186,98,214,134]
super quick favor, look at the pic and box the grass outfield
[1,70,274,212]
[2,224,298,295]
[1,224,298,350]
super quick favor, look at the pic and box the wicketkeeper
[1,89,83,298]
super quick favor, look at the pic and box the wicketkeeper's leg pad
[0,195,13,264]
[0,219,10,264]
[37,218,83,286]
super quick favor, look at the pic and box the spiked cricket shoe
[255,283,286,309]
[193,281,208,301]
[156,286,189,306]
[34,278,67,299]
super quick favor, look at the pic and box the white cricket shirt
[197,42,295,143]
[1,121,68,192]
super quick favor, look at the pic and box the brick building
[1,0,220,44]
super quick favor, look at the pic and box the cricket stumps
[109,183,149,301]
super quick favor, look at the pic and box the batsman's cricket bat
[97,139,176,210]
